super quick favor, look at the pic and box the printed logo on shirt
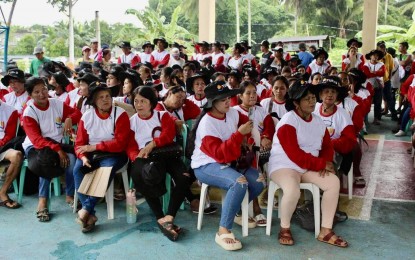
[327,127,335,137]
[55,117,63,128]
[0,121,4,130]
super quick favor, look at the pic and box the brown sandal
[278,228,294,245]
[317,231,348,248]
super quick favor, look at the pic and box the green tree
[318,0,363,38]
[397,0,415,15]
[9,34,35,55]
[117,3,194,48]
[47,0,79,63]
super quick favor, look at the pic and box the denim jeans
[25,146,76,198]
[373,87,383,120]
[400,105,412,131]
[73,155,128,215]
[194,163,265,230]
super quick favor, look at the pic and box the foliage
[117,4,195,48]
[47,0,78,14]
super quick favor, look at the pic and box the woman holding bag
[127,86,191,242]
[190,81,265,251]
[73,82,129,233]
[22,77,82,222]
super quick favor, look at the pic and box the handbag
[28,146,63,180]
[147,111,183,160]
[233,145,255,170]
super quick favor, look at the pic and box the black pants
[130,158,191,220]
[383,81,397,119]
[373,87,383,120]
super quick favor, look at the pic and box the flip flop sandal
[0,198,21,209]
[254,214,267,227]
[215,232,242,251]
[354,177,366,188]
[234,215,257,228]
[278,228,294,245]
[157,221,179,241]
[36,208,50,222]
[317,231,348,248]
[82,222,96,233]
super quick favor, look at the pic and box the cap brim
[203,89,240,109]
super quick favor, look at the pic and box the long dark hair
[188,107,211,157]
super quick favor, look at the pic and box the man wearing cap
[167,48,185,68]
[77,46,94,65]
[377,41,398,120]
[30,47,50,77]
[1,69,30,116]
[139,41,155,64]
[117,41,140,68]
[89,38,99,60]
[152,37,170,69]
[297,42,314,68]
[259,40,272,74]
[275,41,291,62]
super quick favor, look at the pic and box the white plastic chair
[197,183,250,237]
[265,180,321,238]
[73,162,129,220]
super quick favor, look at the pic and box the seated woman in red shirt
[127,86,191,241]
[73,82,129,233]
[268,79,348,247]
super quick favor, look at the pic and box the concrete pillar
[361,0,379,54]
[198,0,215,42]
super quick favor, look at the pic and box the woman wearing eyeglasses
[268,79,348,248]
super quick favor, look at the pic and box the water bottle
[126,189,137,224]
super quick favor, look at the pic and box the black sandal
[36,208,50,222]
[157,221,179,241]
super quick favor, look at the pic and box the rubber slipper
[234,215,257,228]
[353,177,366,188]
[253,214,267,227]
[0,198,21,209]
[36,208,50,222]
[157,221,179,241]
[317,231,348,248]
[215,232,242,251]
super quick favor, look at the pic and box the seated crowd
[1,36,414,251]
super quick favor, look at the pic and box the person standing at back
[30,47,50,77]
[297,42,314,68]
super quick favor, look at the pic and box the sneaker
[395,130,406,137]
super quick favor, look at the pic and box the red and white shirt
[22,98,81,151]
[151,50,170,68]
[233,105,267,133]
[268,110,334,174]
[362,61,386,88]
[126,111,176,161]
[75,106,130,159]
[341,53,365,71]
[155,99,201,121]
[118,52,140,68]
[188,95,207,108]
[228,56,245,71]
[260,98,288,119]
[3,91,30,115]
[314,103,356,154]
[212,52,225,66]
[306,60,331,76]
[0,101,18,147]
[191,108,248,169]
[49,91,68,103]
[139,52,155,64]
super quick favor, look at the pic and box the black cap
[202,81,240,109]
[118,41,131,48]
[260,40,270,48]
[1,69,25,86]
[77,73,99,86]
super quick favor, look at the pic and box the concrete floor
[1,111,414,259]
